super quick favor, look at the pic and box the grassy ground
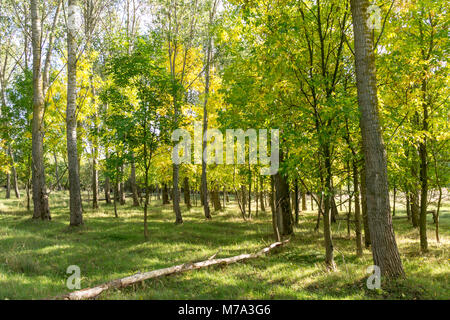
[0,191,448,300]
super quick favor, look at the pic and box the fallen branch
[53,240,289,300]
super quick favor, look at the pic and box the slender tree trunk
[350,0,404,277]
[418,81,428,253]
[130,153,140,207]
[66,0,83,226]
[30,0,50,220]
[162,184,170,204]
[223,187,226,209]
[323,148,336,270]
[11,162,20,198]
[6,171,11,199]
[241,185,247,214]
[172,164,183,223]
[269,176,275,217]
[301,188,307,211]
[91,84,99,209]
[255,183,259,217]
[113,174,118,218]
[435,188,441,243]
[270,176,281,241]
[259,177,265,212]
[248,168,252,219]
[410,188,420,227]
[119,165,125,205]
[26,179,31,211]
[104,176,111,204]
[294,178,299,224]
[54,152,60,191]
[432,147,442,243]
[406,191,411,221]
[92,147,99,209]
[360,164,370,248]
[143,162,150,240]
[183,177,192,209]
[347,161,352,238]
[392,184,396,216]
[353,159,363,256]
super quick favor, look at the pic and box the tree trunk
[353,159,363,256]
[104,176,111,204]
[392,184,396,216]
[259,177,265,212]
[410,190,419,227]
[294,179,299,224]
[410,148,420,227]
[119,165,125,205]
[183,177,192,209]
[54,151,61,191]
[143,167,150,240]
[113,175,119,218]
[212,187,221,211]
[270,176,281,241]
[66,0,83,226]
[274,167,293,235]
[92,147,99,209]
[330,196,338,223]
[435,187,441,243]
[7,147,20,199]
[26,179,31,211]
[269,177,275,217]
[301,188,307,211]
[130,153,140,207]
[247,167,252,219]
[322,148,336,271]
[31,0,51,220]
[162,184,170,204]
[56,240,289,300]
[350,0,404,277]
[418,80,428,253]
[406,191,411,221]
[347,161,352,239]
[223,187,226,209]
[241,185,246,215]
[6,171,11,199]
[172,164,183,224]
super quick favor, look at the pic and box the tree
[350,0,404,277]
[30,0,59,220]
[103,35,171,240]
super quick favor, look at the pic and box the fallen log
[53,240,289,300]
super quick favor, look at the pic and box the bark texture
[31,0,50,220]
[350,0,404,277]
[66,0,83,226]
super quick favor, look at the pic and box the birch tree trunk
[66,0,83,226]
[30,0,50,220]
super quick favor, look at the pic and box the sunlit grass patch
[0,191,448,300]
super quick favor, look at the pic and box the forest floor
[0,191,448,300]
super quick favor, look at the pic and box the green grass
[0,191,448,300]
